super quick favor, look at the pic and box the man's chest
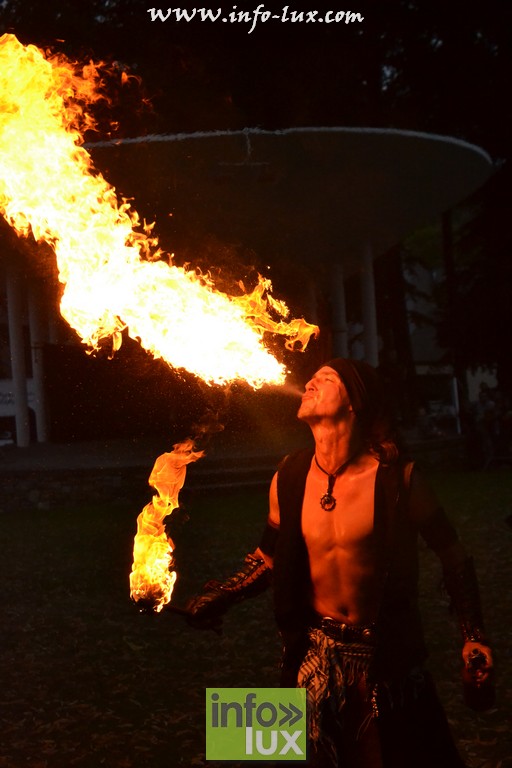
[301,463,378,552]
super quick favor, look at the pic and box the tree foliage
[0,0,510,153]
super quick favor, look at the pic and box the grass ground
[1,468,511,768]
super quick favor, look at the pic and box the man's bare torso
[301,452,380,624]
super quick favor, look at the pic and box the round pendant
[320,493,336,511]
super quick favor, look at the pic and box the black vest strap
[273,448,314,631]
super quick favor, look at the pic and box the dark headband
[322,357,384,433]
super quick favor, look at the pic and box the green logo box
[206,687,307,761]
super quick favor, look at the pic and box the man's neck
[310,420,363,475]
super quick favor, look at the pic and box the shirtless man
[271,362,381,626]
[188,358,493,767]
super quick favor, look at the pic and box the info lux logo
[206,688,307,761]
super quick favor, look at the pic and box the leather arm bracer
[187,553,271,629]
[443,556,489,645]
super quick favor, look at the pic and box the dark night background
[0,0,512,388]
[1,0,511,430]
[1,0,509,152]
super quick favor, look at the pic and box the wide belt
[314,616,377,646]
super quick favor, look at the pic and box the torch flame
[130,440,204,611]
[0,34,319,610]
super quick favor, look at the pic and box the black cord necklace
[314,454,352,511]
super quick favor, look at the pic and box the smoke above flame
[0,33,318,388]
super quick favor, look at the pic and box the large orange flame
[0,33,318,610]
[0,33,318,387]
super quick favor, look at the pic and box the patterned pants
[297,627,466,768]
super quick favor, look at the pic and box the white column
[47,294,61,344]
[331,262,349,357]
[6,256,31,447]
[360,243,379,367]
[28,280,49,442]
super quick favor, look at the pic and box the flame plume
[0,34,319,611]
[0,34,318,387]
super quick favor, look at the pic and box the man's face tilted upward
[297,365,352,424]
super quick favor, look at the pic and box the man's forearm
[443,554,489,644]
[187,551,272,629]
